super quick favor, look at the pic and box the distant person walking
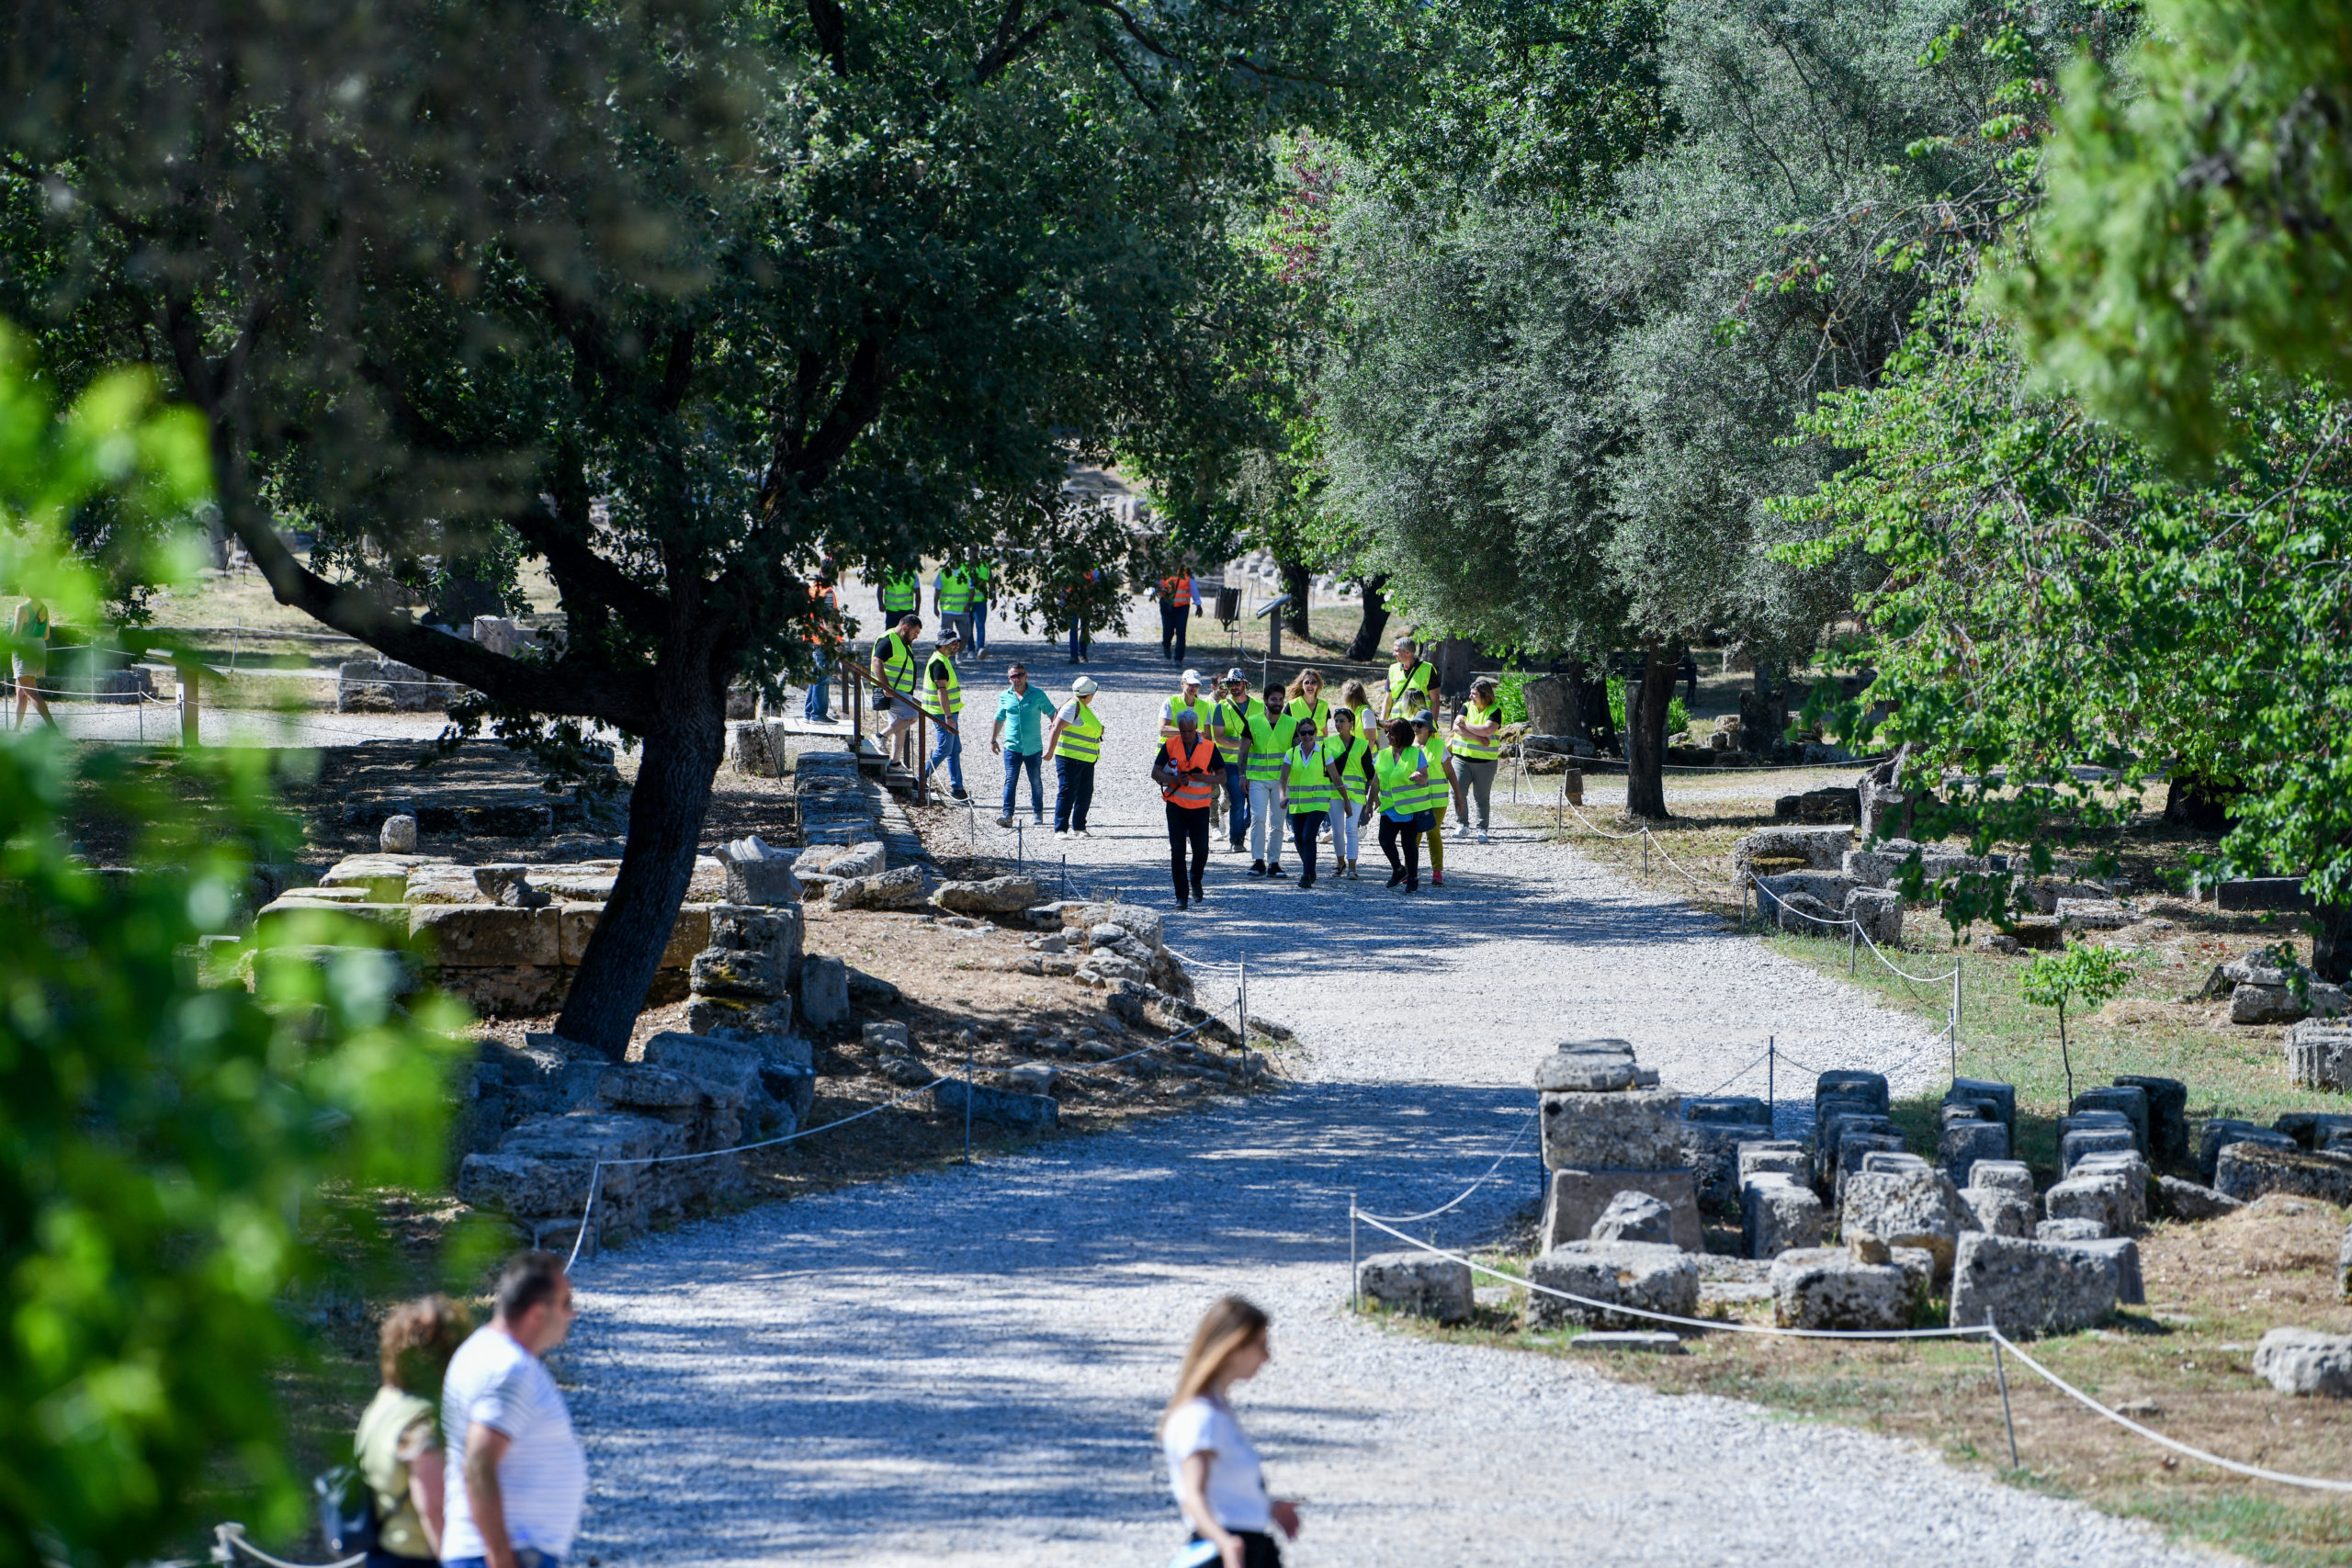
[870,613,925,771]
[1281,715,1342,889]
[1380,636,1435,725]
[989,663,1053,828]
[439,1252,584,1568]
[1449,676,1505,841]
[1211,669,1258,854]
[1323,705,1374,880]
[1157,570,1193,661]
[356,1295,469,1568]
[1374,717,1432,892]
[1241,681,1298,878]
[1159,707,1217,909]
[1410,709,1453,888]
[804,569,840,723]
[11,596,53,728]
[1045,675,1103,838]
[1161,1296,1300,1568]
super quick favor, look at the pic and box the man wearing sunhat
[1044,675,1105,838]
[920,628,967,800]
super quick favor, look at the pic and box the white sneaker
[1055,829,1071,840]
[1076,828,1092,838]
[1476,830,1490,843]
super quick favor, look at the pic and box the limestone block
[864,1021,913,1053]
[597,1064,701,1111]
[930,1077,1058,1132]
[1737,1141,1808,1184]
[1566,1332,1683,1353]
[1815,1069,1892,1116]
[1948,1233,2121,1337]
[249,943,423,1002]
[2061,1124,2138,1173]
[1961,1187,2034,1238]
[933,875,1044,915]
[1939,1117,2011,1190]
[689,947,791,1001]
[1831,1132,1905,1204]
[434,964,570,1018]
[460,1111,687,1236]
[1540,1089,1686,1171]
[1356,1252,1475,1324]
[380,814,419,853]
[685,994,790,1037]
[1681,1121,1774,1208]
[2153,1175,2242,1222]
[1770,1247,1913,1331]
[1540,1168,1701,1253]
[1532,1041,1638,1092]
[2253,1328,2352,1397]
[1846,887,1904,944]
[410,903,559,966]
[2199,1120,2298,1181]
[321,854,433,903]
[1733,827,1850,874]
[662,904,713,969]
[828,865,929,910]
[2039,1217,2108,1241]
[1590,1190,1677,1246]
[2071,1086,2150,1153]
[1970,1159,2034,1197]
[1525,1241,1700,1331]
[1951,1076,2018,1134]
[797,956,851,1028]
[2112,1075,2189,1167]
[1006,1062,1058,1096]
[724,856,802,908]
[405,864,486,905]
[709,903,803,975]
[2044,1171,2135,1235]
[823,841,888,880]
[2072,1152,2151,1229]
[1743,1174,1826,1259]
[2058,1236,2145,1304]
[642,1031,765,1105]
[1069,902,1165,951]
[2215,1143,2352,1207]
[1861,1150,1930,1176]
[1839,1168,1976,1280]
[2287,1022,2352,1093]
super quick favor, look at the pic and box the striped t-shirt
[440,1326,588,1561]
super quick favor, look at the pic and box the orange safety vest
[1160,735,1216,809]
[1159,574,1193,607]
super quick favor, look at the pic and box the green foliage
[1998,0,2352,459]
[1668,694,1691,736]
[0,325,468,1568]
[2020,942,2138,1015]
[1607,672,1629,732]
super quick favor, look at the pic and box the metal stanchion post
[1991,1329,2020,1470]
[1849,925,1857,972]
[1643,831,1650,878]
[1951,962,1962,1080]
[1350,1194,1360,1312]
[1060,852,1068,898]
[1015,819,1024,873]
[963,1046,974,1164]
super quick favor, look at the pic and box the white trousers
[1249,779,1285,863]
[1328,800,1361,862]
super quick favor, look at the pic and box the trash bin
[1215,585,1240,625]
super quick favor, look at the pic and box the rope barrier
[1355,1109,1537,1225]
[1695,1047,1774,1098]
[210,1525,359,1568]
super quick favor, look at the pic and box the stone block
[933,875,1045,915]
[1681,1121,1774,1208]
[2071,1086,2151,1153]
[1939,1118,2011,1190]
[1846,887,1904,944]
[1961,1187,2034,1238]
[380,814,418,853]
[1815,1108,1896,1184]
[1525,1241,1700,1331]
[2153,1175,2242,1222]
[2073,1152,2151,1228]
[828,865,929,910]
[2045,1171,2135,1235]
[2287,1022,2352,1093]
[1566,1331,1684,1353]
[1815,1070,1891,1117]
[1006,1062,1058,1096]
[1737,1141,1808,1184]
[1861,1150,1930,1175]
[1540,1168,1701,1252]
[820,841,888,880]
[596,1064,701,1111]
[2215,1143,2352,1207]
[2039,1217,2108,1241]
[2253,1328,2352,1397]
[1839,1168,1975,1280]
[684,994,790,1038]
[1356,1252,1475,1324]
[2061,1124,2138,1174]
[930,1077,1058,1133]
[1950,1076,2018,1134]
[1949,1233,2121,1337]
[864,1020,912,1053]
[1770,1247,1913,1331]
[708,904,804,975]
[642,1032,764,1106]
[689,947,791,1001]
[1686,1095,1769,1126]
[2057,1236,2145,1305]
[2273,1111,2352,1149]
[1532,1040,1638,1092]
[2199,1120,2297,1182]
[409,903,559,966]
[1734,826,1851,873]
[1833,1133,1906,1205]
[1590,1190,1677,1246]
[1970,1159,2034,1197]
[724,855,802,908]
[406,864,487,906]
[459,1111,688,1237]
[798,955,851,1027]
[1539,1089,1686,1171]
[1743,1174,1826,1259]
[2112,1075,2189,1167]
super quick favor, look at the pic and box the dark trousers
[1002,750,1044,818]
[804,648,831,720]
[1167,803,1209,898]
[1054,757,1095,831]
[1379,813,1424,886]
[1160,602,1188,660]
[1223,760,1250,845]
[1067,621,1091,660]
[1289,811,1325,882]
[1189,1534,1280,1568]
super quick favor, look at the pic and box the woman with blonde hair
[1337,676,1375,743]
[1281,668,1329,736]
[354,1294,471,1567]
[1160,1296,1299,1568]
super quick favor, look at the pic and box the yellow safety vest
[874,633,917,694]
[1214,697,1260,764]
[1324,734,1373,806]
[1163,693,1214,739]
[1386,659,1435,715]
[1284,695,1331,734]
[1057,701,1103,762]
[1245,707,1301,783]
[937,568,975,614]
[1450,699,1503,761]
[881,570,921,614]
[1376,744,1440,817]
[1283,744,1337,812]
[921,653,962,717]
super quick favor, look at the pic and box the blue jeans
[804,649,831,721]
[971,598,988,652]
[1067,621,1090,660]
[1223,760,1250,845]
[928,726,964,792]
[443,1556,560,1568]
[1002,749,1044,818]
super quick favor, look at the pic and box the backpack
[314,1462,381,1557]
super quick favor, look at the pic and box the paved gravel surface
[560,606,2224,1567]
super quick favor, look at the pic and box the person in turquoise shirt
[990,662,1056,826]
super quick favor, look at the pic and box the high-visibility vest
[1324,734,1373,806]
[1161,736,1216,808]
[921,653,962,718]
[1162,693,1214,739]
[873,633,917,694]
[1375,745,1439,817]
[938,567,975,614]
[1386,659,1435,715]
[1244,707,1300,783]
[882,570,921,613]
[972,561,991,593]
[1283,744,1337,813]
[1284,695,1330,733]
[1159,574,1193,607]
[1450,699,1503,761]
[1214,697,1260,763]
[1057,701,1103,762]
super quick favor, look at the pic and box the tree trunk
[2312,900,2352,985]
[554,686,730,1058]
[1279,558,1311,637]
[1558,659,1587,743]
[2163,771,2237,832]
[1625,643,1680,820]
[1345,574,1391,661]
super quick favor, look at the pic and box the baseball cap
[1072,675,1100,696]
[1182,668,1204,684]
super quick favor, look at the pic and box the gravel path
[562,607,2225,1567]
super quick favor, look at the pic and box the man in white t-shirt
[440,1252,587,1568]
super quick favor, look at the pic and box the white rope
[1640,828,1712,890]
[1986,1329,2352,1493]
[1560,800,1645,841]
[211,1525,360,1568]
[1695,1047,1773,1098]
[1749,877,1961,985]
[1356,1109,1537,1224]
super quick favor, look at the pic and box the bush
[1494,669,1531,725]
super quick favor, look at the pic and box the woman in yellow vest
[1382,636,1437,722]
[1323,705,1375,880]
[1045,674,1104,838]
[1338,677,1376,746]
[1409,708,1454,887]
[921,630,967,800]
[1283,668,1331,734]
[1449,675,1505,842]
[1373,717,1435,892]
[1280,714,1345,888]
